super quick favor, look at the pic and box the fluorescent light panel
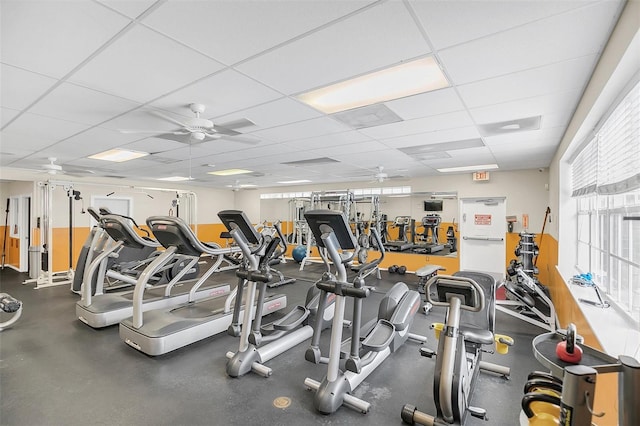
[157,176,191,182]
[296,56,449,114]
[208,169,253,176]
[437,164,499,173]
[89,148,149,162]
[277,179,312,184]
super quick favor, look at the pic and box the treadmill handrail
[146,216,240,256]
[101,214,161,248]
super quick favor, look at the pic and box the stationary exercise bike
[303,209,426,415]
[402,272,514,425]
[221,210,334,378]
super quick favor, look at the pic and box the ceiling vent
[399,138,485,159]
[283,157,339,166]
[477,115,541,137]
[143,155,181,164]
[331,104,403,129]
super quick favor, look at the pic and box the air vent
[143,156,181,164]
[399,138,484,158]
[283,157,339,166]
[477,116,541,136]
[103,175,127,179]
[331,104,403,129]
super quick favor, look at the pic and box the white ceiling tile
[99,107,185,132]
[1,1,130,78]
[69,25,225,103]
[124,137,185,154]
[236,1,430,94]
[282,130,372,150]
[410,0,598,50]
[438,2,622,85]
[384,88,465,121]
[457,55,598,109]
[58,126,152,157]
[1,108,21,128]
[381,126,481,149]
[252,117,350,143]
[1,112,89,149]
[29,82,140,126]
[484,126,564,148]
[468,88,583,124]
[1,64,57,111]
[214,97,322,130]
[150,69,281,117]
[143,0,374,65]
[308,140,388,157]
[359,110,474,140]
[98,0,157,19]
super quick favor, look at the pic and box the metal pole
[1,198,9,269]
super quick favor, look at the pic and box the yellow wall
[545,236,618,425]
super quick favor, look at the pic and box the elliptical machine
[303,209,426,415]
[221,210,334,378]
[401,272,514,425]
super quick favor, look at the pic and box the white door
[459,197,506,277]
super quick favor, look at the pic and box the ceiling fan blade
[213,125,241,136]
[150,110,190,128]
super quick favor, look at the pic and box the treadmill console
[304,210,356,250]
[218,210,261,244]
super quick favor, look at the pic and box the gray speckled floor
[0,263,543,425]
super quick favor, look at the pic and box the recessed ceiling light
[437,164,499,173]
[207,168,253,176]
[277,179,312,184]
[89,148,149,162]
[157,176,192,182]
[296,56,449,114]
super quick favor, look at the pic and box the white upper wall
[259,168,550,234]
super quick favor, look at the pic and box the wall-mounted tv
[423,200,443,212]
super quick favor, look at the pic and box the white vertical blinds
[572,81,640,197]
[571,137,597,196]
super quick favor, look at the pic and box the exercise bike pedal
[419,347,435,358]
[468,406,487,420]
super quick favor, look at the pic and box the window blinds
[572,81,640,197]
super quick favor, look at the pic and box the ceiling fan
[120,103,260,145]
[36,158,95,177]
[372,165,389,183]
[226,180,257,192]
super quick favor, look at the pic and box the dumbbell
[388,265,398,274]
[397,266,407,275]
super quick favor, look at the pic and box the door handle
[462,236,504,241]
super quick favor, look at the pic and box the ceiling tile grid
[0,0,626,188]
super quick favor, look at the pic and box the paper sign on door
[474,214,492,225]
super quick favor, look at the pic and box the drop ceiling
[0,0,625,188]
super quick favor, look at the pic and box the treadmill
[76,214,235,328]
[119,214,288,356]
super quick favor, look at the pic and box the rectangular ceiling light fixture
[296,56,449,114]
[89,148,149,162]
[157,176,191,181]
[207,168,253,176]
[278,179,312,184]
[437,164,499,173]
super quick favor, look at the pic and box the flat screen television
[424,200,443,212]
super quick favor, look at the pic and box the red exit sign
[472,171,490,181]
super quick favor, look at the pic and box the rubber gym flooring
[0,261,543,425]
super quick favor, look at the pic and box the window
[572,80,640,323]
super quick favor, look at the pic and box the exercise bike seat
[361,319,395,352]
[271,305,309,332]
[459,325,494,346]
